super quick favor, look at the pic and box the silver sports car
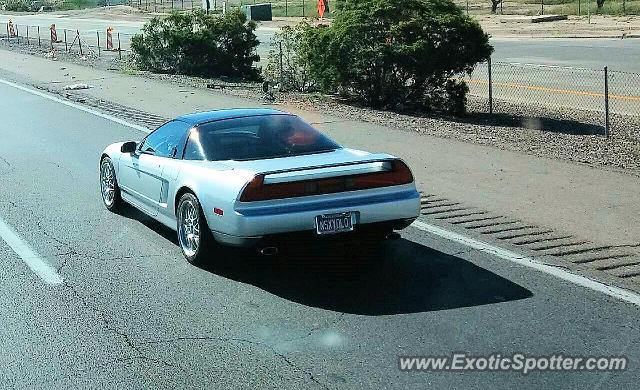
[100,109,421,264]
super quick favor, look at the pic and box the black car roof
[175,109,288,126]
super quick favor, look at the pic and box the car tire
[100,156,122,212]
[177,192,214,265]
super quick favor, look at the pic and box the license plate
[315,212,354,235]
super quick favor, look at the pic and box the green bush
[131,10,260,80]
[3,0,32,11]
[265,23,315,92]
[299,0,493,114]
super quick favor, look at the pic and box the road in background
[1,77,640,388]
[2,12,640,70]
[491,37,640,71]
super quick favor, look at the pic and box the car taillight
[354,160,413,189]
[239,160,413,202]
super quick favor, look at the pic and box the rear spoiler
[263,160,395,184]
[238,158,414,202]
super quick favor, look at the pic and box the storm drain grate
[422,207,472,216]
[465,220,521,230]
[43,86,169,130]
[435,211,488,220]
[417,191,640,285]
[480,225,537,235]
[421,202,462,209]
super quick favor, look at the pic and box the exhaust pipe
[258,246,279,256]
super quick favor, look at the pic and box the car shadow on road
[199,238,533,316]
[116,204,532,315]
[116,204,180,245]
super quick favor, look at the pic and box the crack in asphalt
[62,280,189,376]
[0,154,11,169]
[295,312,346,344]
[43,160,77,180]
[35,220,82,274]
[29,219,187,375]
[3,200,335,387]
[137,336,330,389]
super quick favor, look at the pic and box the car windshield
[188,114,340,161]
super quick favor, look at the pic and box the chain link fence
[128,0,333,17]
[3,19,640,139]
[465,59,640,137]
[1,21,135,60]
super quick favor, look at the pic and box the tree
[299,0,493,114]
[131,10,260,79]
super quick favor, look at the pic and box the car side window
[139,121,190,158]
[183,129,206,161]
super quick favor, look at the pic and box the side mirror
[120,141,137,154]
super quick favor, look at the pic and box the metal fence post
[118,33,122,60]
[64,29,68,52]
[279,41,283,86]
[541,0,544,15]
[578,0,581,15]
[488,57,493,115]
[38,26,41,47]
[97,31,101,57]
[26,26,29,45]
[78,30,83,56]
[303,0,305,16]
[285,0,288,16]
[604,66,610,138]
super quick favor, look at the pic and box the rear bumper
[212,187,421,247]
[212,218,416,248]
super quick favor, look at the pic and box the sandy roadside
[478,14,640,38]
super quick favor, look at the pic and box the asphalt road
[490,38,640,72]
[1,77,639,388]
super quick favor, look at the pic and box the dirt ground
[477,14,640,37]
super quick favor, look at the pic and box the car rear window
[185,114,340,161]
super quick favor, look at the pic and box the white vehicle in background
[100,109,421,264]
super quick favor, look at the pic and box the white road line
[411,220,640,308]
[0,77,149,285]
[0,78,151,133]
[0,215,63,285]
